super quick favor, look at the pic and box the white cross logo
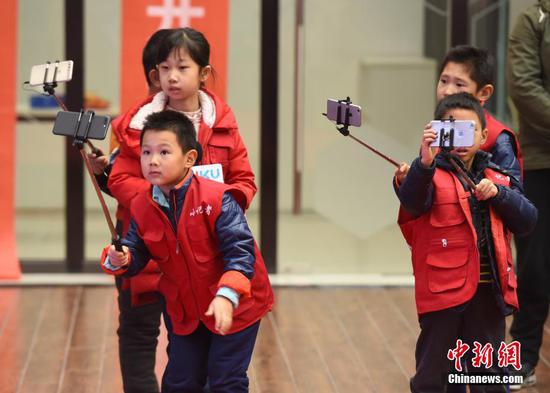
[147,0,206,29]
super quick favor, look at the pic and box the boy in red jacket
[396,46,522,184]
[396,93,536,392]
[103,110,273,393]
[97,28,258,392]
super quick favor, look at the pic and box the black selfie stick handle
[112,237,124,252]
[88,142,103,157]
[448,154,477,190]
[438,118,477,191]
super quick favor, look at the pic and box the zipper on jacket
[148,184,204,322]
[171,190,181,254]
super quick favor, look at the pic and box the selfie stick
[323,97,400,167]
[41,62,101,156]
[438,118,477,190]
[71,110,123,252]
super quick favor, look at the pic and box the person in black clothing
[88,28,172,393]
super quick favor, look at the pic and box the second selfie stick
[323,97,400,167]
[71,111,123,252]
[41,61,102,156]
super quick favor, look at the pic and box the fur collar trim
[129,90,216,130]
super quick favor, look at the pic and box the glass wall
[15,0,532,273]
[275,0,434,275]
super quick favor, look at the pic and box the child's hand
[420,124,439,168]
[475,179,498,201]
[205,296,234,335]
[87,151,109,175]
[108,245,129,267]
[394,162,410,185]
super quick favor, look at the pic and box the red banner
[0,0,21,279]
[120,0,229,113]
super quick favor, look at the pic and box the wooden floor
[1,287,550,393]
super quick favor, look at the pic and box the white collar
[129,90,216,130]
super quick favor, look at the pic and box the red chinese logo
[471,341,494,369]
[497,341,521,370]
[447,340,522,371]
[447,339,470,372]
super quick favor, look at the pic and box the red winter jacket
[108,89,257,305]
[103,174,273,335]
[398,168,519,315]
[482,111,523,177]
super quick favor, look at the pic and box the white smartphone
[326,99,362,127]
[29,60,73,86]
[430,120,475,148]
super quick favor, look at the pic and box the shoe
[509,363,536,390]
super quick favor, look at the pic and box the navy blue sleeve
[95,163,113,196]
[215,192,255,279]
[120,219,153,276]
[490,132,522,183]
[490,175,538,237]
[397,157,436,218]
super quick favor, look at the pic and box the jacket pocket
[142,231,169,264]
[207,132,234,165]
[430,188,466,227]
[188,225,222,278]
[426,240,469,293]
[159,277,185,322]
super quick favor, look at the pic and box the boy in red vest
[101,110,274,393]
[396,45,522,184]
[395,93,537,393]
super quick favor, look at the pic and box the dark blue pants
[162,313,260,393]
[411,285,508,393]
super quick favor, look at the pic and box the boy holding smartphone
[395,93,536,392]
[395,46,522,184]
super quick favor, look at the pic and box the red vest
[482,111,523,173]
[398,168,518,315]
[130,175,273,335]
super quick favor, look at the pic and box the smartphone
[52,111,110,141]
[326,99,362,127]
[430,120,475,148]
[29,60,73,86]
